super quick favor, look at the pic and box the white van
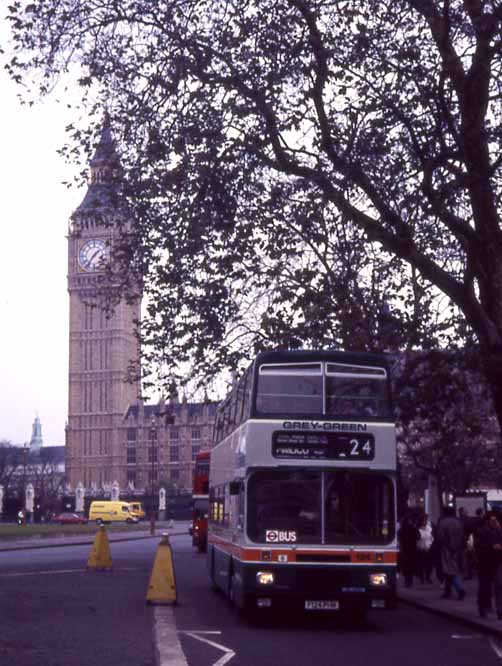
[88,501,139,524]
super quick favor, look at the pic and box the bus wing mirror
[229,480,241,495]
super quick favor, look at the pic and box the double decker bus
[192,449,211,552]
[207,350,397,618]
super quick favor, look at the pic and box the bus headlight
[256,571,275,585]
[369,573,388,587]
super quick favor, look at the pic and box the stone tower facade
[65,118,140,488]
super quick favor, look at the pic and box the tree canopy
[5,1,502,437]
[393,349,500,495]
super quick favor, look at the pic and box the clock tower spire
[66,116,141,490]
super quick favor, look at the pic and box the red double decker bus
[192,449,211,551]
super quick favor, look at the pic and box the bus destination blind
[272,431,375,460]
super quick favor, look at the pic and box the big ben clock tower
[66,117,140,489]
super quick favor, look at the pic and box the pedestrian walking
[491,514,502,620]
[458,506,471,578]
[464,507,484,579]
[435,505,466,600]
[475,512,499,617]
[417,512,433,583]
[398,512,420,587]
[430,521,444,584]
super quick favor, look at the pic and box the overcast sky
[0,43,83,447]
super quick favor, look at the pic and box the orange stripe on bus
[208,535,397,564]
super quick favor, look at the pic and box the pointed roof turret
[89,112,117,170]
[74,113,122,213]
[29,414,43,452]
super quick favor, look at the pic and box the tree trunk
[481,351,502,448]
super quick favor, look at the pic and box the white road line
[179,631,223,634]
[182,631,235,666]
[153,607,189,666]
[0,567,145,577]
[0,569,86,577]
[490,638,502,660]
[451,634,482,639]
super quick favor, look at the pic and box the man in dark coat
[398,512,420,587]
[436,505,466,600]
[474,512,498,617]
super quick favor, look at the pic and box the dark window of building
[127,446,136,464]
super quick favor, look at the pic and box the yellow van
[88,501,139,525]
[129,502,146,520]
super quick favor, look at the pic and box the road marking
[153,607,188,666]
[451,634,483,639]
[452,635,502,660]
[0,569,86,577]
[181,631,235,666]
[490,637,502,660]
[0,567,145,577]
[180,631,223,634]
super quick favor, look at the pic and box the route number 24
[350,438,373,456]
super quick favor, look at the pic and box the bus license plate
[305,600,339,610]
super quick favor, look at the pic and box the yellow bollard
[86,525,113,571]
[146,532,177,605]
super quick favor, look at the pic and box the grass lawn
[0,522,148,540]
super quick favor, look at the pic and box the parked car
[54,512,88,525]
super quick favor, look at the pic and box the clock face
[78,239,109,272]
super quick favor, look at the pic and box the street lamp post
[149,418,157,516]
[20,443,29,525]
[22,442,28,487]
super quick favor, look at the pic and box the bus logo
[265,530,297,543]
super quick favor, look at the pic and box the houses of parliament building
[65,119,216,497]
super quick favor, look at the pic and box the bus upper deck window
[256,363,323,415]
[325,363,389,419]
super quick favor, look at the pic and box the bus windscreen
[247,469,394,545]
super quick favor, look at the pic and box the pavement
[0,520,191,552]
[2,528,501,636]
[399,574,502,636]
